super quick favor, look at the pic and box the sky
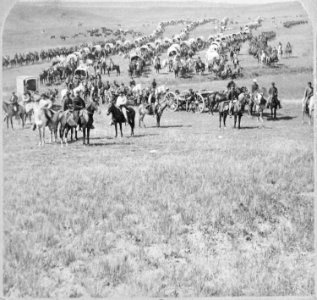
[20,0,295,3]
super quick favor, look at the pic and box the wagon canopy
[163,37,173,44]
[205,50,220,62]
[16,75,39,97]
[66,53,78,62]
[167,44,181,57]
[92,45,102,52]
[105,43,114,49]
[140,45,150,52]
[129,51,142,61]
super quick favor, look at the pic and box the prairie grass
[2,0,315,297]
[3,103,314,297]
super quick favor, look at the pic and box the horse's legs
[156,113,161,128]
[234,114,237,128]
[21,114,25,128]
[83,128,86,145]
[274,107,277,120]
[38,127,41,146]
[10,116,13,129]
[238,115,242,129]
[119,123,123,137]
[114,123,118,138]
[223,113,227,128]
[87,128,90,144]
[219,113,222,128]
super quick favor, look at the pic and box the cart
[16,75,39,98]
[164,90,205,113]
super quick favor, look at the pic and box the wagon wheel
[195,93,205,113]
[165,91,178,112]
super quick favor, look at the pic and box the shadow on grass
[267,115,297,121]
[88,141,132,147]
[237,126,263,130]
[148,124,192,128]
[126,134,159,138]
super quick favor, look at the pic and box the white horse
[60,83,85,100]
[253,92,267,126]
[302,97,314,125]
[30,98,59,146]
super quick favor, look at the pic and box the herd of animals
[3,15,314,147]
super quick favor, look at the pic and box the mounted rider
[268,82,282,109]
[227,80,237,116]
[72,90,86,131]
[63,91,73,111]
[116,90,128,123]
[10,92,19,112]
[303,81,314,111]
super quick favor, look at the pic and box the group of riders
[8,69,314,130]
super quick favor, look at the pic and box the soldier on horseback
[227,80,237,116]
[268,82,282,109]
[10,92,19,112]
[116,90,128,123]
[72,90,86,131]
[303,82,314,112]
[63,91,73,111]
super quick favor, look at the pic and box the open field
[2,0,315,297]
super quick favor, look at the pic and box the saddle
[145,104,155,115]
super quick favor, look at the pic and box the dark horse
[215,92,230,128]
[195,61,205,74]
[79,100,99,144]
[266,96,279,120]
[107,64,121,76]
[3,102,26,129]
[154,60,161,74]
[107,103,135,137]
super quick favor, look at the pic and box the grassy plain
[2,1,315,297]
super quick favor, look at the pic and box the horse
[285,42,292,58]
[302,97,314,125]
[153,57,161,74]
[233,91,249,129]
[253,92,267,126]
[31,100,62,146]
[59,109,79,146]
[195,61,205,74]
[266,96,279,120]
[107,64,120,76]
[107,103,135,137]
[138,96,169,128]
[209,91,229,128]
[79,100,99,144]
[3,102,26,129]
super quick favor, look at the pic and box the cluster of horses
[204,87,281,128]
[283,19,308,28]
[248,31,283,66]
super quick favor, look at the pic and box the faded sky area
[20,0,296,3]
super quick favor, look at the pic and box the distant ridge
[18,0,300,8]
